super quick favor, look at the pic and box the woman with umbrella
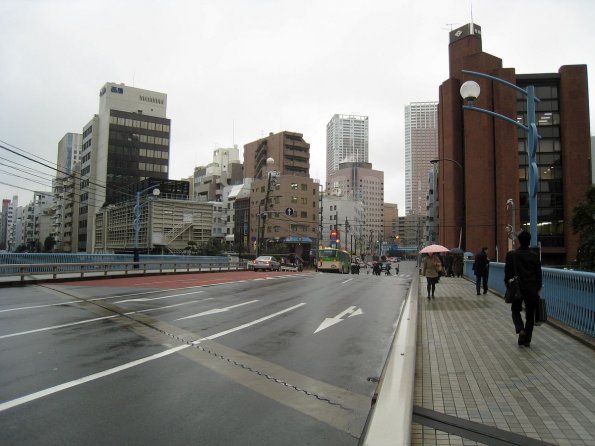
[420,245,447,299]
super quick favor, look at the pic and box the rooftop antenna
[232,120,235,146]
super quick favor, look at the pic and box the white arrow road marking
[175,300,259,321]
[314,306,364,334]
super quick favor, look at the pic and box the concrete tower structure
[438,23,591,264]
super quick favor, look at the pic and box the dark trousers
[426,277,438,296]
[512,294,538,342]
[475,273,488,294]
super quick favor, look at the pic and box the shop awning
[283,236,313,244]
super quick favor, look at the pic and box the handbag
[505,254,523,304]
[535,297,548,325]
[433,256,443,273]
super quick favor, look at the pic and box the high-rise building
[326,161,384,251]
[78,83,171,252]
[404,102,438,216]
[438,23,591,265]
[52,133,82,252]
[0,198,10,250]
[326,114,369,179]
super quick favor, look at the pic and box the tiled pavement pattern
[412,276,595,446]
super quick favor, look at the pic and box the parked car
[252,255,281,271]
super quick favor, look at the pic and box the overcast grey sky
[1,0,593,210]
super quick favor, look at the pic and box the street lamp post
[460,69,540,248]
[133,185,160,267]
[430,158,464,248]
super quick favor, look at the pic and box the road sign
[285,207,294,216]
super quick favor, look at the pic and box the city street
[0,262,414,445]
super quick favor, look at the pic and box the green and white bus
[316,248,351,273]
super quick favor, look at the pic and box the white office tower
[404,102,438,216]
[326,114,369,179]
[78,82,170,252]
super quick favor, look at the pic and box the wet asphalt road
[0,262,414,445]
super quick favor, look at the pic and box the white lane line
[115,290,206,304]
[0,301,199,340]
[341,278,354,284]
[125,301,199,314]
[0,301,82,313]
[0,344,190,413]
[174,300,258,321]
[0,315,119,340]
[193,303,306,343]
[3,275,307,314]
[0,301,307,412]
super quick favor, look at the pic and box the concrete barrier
[359,271,419,445]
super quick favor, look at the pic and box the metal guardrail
[464,261,595,337]
[0,261,247,283]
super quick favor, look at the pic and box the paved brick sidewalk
[412,276,595,446]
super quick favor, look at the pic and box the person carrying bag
[504,230,543,347]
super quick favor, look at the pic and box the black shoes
[518,331,531,347]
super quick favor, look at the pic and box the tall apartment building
[0,198,10,250]
[438,23,591,264]
[243,134,318,259]
[326,114,369,179]
[326,162,384,248]
[248,166,319,260]
[405,102,438,216]
[78,83,170,252]
[52,133,82,252]
[3,195,18,252]
[243,131,310,179]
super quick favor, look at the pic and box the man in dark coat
[473,247,490,295]
[504,230,542,347]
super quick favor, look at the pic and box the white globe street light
[460,80,480,104]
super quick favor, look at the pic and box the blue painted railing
[0,253,229,274]
[465,261,595,337]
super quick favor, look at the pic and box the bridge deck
[412,275,595,445]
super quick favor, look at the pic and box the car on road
[252,255,281,271]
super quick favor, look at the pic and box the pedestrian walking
[421,253,441,299]
[473,247,490,295]
[504,230,542,347]
[452,254,463,277]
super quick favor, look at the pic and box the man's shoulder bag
[505,254,523,304]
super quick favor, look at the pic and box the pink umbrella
[419,244,450,254]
